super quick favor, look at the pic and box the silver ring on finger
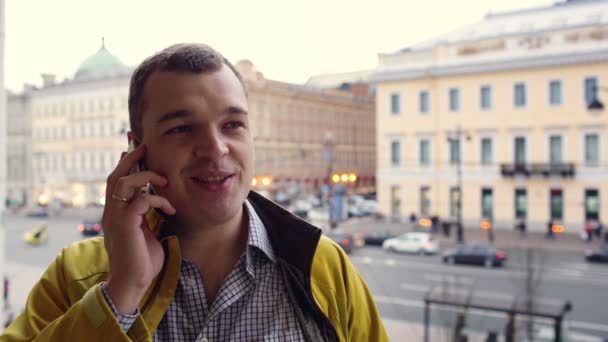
[111,194,131,204]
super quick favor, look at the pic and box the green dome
[75,42,124,78]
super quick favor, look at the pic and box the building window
[550,189,564,220]
[481,188,493,219]
[585,189,600,221]
[391,185,401,217]
[390,93,400,115]
[584,133,599,165]
[420,186,431,217]
[450,187,461,218]
[515,189,527,219]
[514,83,526,107]
[549,135,563,163]
[419,91,429,113]
[514,136,526,164]
[419,139,431,166]
[449,88,460,112]
[390,140,401,166]
[480,85,492,109]
[481,138,493,165]
[584,77,598,105]
[449,139,461,165]
[549,80,562,105]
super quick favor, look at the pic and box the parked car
[25,206,48,218]
[442,244,507,268]
[382,232,439,255]
[585,247,608,263]
[363,231,397,246]
[78,219,103,236]
[24,223,48,245]
[325,231,355,254]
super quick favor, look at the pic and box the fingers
[109,144,146,182]
[112,171,168,200]
[129,193,176,217]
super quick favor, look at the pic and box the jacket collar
[246,191,323,278]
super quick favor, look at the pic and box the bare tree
[509,246,548,341]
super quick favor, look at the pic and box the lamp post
[447,126,471,243]
[587,85,608,112]
[324,132,336,229]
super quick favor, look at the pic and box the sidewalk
[339,217,605,254]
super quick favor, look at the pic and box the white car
[382,232,439,255]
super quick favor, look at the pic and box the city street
[2,212,608,340]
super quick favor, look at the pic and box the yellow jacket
[1,192,388,341]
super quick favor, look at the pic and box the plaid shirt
[102,200,305,341]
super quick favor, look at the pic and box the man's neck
[173,205,249,304]
[176,205,249,267]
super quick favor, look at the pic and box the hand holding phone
[102,142,175,314]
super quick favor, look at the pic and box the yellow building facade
[374,0,608,232]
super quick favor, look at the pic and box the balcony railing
[500,163,575,178]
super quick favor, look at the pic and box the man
[1,43,387,341]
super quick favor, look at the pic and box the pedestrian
[409,212,417,225]
[546,220,554,239]
[431,215,439,234]
[595,219,603,238]
[2,43,388,341]
[585,221,593,242]
[604,230,608,245]
[442,221,451,238]
[517,219,527,237]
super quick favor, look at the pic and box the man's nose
[193,128,229,159]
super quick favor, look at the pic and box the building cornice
[372,48,608,83]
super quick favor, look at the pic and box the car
[25,206,48,218]
[363,231,397,246]
[442,244,507,268]
[325,231,355,254]
[78,219,103,236]
[24,223,48,245]
[585,247,608,263]
[382,232,439,254]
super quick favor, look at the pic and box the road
[3,212,608,340]
[350,246,608,340]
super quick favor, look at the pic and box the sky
[5,0,554,92]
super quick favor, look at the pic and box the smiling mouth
[191,175,234,184]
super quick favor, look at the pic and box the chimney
[40,73,56,87]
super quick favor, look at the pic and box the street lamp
[587,86,608,112]
[446,126,471,243]
[323,131,336,229]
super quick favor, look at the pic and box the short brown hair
[128,43,246,139]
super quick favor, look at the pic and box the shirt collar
[244,199,276,264]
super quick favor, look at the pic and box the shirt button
[186,277,196,287]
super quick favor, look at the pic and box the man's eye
[225,121,244,129]
[165,125,192,135]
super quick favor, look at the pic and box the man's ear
[127,131,139,146]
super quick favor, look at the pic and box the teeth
[195,176,226,182]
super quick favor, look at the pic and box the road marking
[399,282,564,305]
[569,320,608,333]
[424,273,474,285]
[361,256,373,264]
[374,295,608,334]
[352,256,608,286]
[385,258,396,266]
[399,283,430,292]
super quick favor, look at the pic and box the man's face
[137,66,253,227]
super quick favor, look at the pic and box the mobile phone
[127,139,166,235]
[127,140,156,195]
